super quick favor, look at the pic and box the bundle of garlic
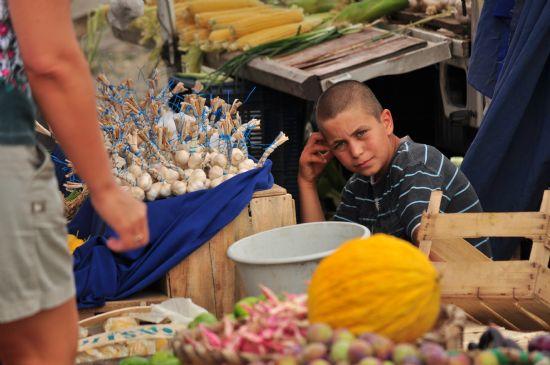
[78,71,288,202]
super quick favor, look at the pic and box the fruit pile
[170,287,549,365]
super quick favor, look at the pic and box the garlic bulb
[208,165,224,180]
[120,185,131,193]
[171,180,187,195]
[211,153,228,168]
[137,172,153,191]
[230,148,245,166]
[128,164,142,178]
[191,169,207,182]
[130,186,145,201]
[188,152,204,169]
[114,177,122,185]
[182,169,194,181]
[174,149,190,167]
[163,168,179,183]
[187,179,205,192]
[229,165,238,174]
[204,179,211,189]
[238,158,256,172]
[159,182,172,197]
[122,172,136,186]
[146,182,162,201]
[114,155,126,169]
[210,177,223,188]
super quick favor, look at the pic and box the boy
[298,80,491,257]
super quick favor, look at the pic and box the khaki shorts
[0,144,75,323]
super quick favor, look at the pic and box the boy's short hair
[316,80,383,125]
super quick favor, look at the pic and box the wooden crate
[164,185,296,319]
[418,190,550,331]
[79,185,296,321]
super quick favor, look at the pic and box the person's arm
[298,132,333,222]
[9,0,148,251]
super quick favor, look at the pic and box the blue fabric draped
[463,0,550,259]
[68,161,274,308]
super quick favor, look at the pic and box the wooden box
[418,190,550,331]
[79,185,296,320]
[164,185,296,319]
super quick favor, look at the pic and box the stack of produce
[171,292,550,364]
[176,0,329,52]
[62,72,288,203]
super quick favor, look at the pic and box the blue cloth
[462,0,550,259]
[69,161,274,308]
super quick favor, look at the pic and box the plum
[310,360,332,365]
[348,339,374,363]
[334,329,356,343]
[474,351,499,365]
[529,335,550,353]
[393,344,420,365]
[420,342,448,365]
[302,343,328,362]
[360,333,394,360]
[307,323,334,344]
[331,340,352,362]
[448,352,472,365]
[358,357,384,365]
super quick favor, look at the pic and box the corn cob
[228,9,304,38]
[195,6,268,28]
[186,0,262,15]
[232,16,325,50]
[208,28,233,43]
[209,7,280,29]
[334,0,408,24]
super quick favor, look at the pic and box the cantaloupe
[308,234,440,342]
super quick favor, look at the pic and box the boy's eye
[333,141,345,150]
[356,130,367,138]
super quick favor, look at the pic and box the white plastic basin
[227,221,370,296]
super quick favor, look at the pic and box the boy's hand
[298,132,333,187]
[91,185,149,252]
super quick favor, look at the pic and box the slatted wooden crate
[418,190,550,331]
[79,185,296,320]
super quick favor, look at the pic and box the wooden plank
[435,261,539,298]
[480,299,550,331]
[425,212,548,239]
[430,238,492,262]
[210,217,238,319]
[79,306,152,327]
[276,28,382,67]
[250,194,297,233]
[252,184,287,198]
[443,298,520,329]
[529,190,550,266]
[78,294,168,320]
[166,239,217,314]
[307,36,426,77]
[419,191,443,256]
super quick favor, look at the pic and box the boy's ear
[380,109,394,135]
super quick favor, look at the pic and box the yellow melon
[307,234,440,342]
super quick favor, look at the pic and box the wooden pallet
[418,190,550,331]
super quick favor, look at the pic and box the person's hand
[298,132,333,188]
[90,185,149,252]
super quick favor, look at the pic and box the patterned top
[0,0,29,95]
[333,138,492,258]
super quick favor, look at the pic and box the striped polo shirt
[333,138,492,258]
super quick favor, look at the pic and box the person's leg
[0,297,78,365]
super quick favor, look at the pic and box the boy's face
[320,108,395,177]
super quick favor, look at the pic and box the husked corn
[234,18,322,50]
[229,9,304,38]
[195,6,267,28]
[208,28,233,43]
[186,0,262,15]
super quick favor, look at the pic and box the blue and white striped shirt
[333,138,492,257]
